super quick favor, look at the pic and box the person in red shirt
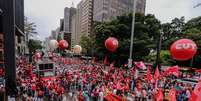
[31,84,36,97]
[38,90,44,99]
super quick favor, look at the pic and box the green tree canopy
[80,34,96,56]
[28,39,43,54]
[93,13,161,65]
[24,16,38,38]
[81,13,201,68]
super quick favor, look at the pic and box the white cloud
[25,0,81,40]
[146,0,201,23]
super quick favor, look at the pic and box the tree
[160,50,176,65]
[93,13,161,65]
[145,50,176,66]
[80,34,96,56]
[85,13,201,67]
[160,16,201,68]
[28,39,43,54]
[161,17,186,50]
[24,16,38,39]
[185,16,201,31]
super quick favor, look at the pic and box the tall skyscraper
[74,1,83,45]
[64,7,76,33]
[73,0,94,45]
[79,0,93,35]
[71,14,77,48]
[62,7,76,50]
[93,0,146,22]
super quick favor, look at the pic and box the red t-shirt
[32,84,36,91]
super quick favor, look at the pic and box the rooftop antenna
[193,3,201,8]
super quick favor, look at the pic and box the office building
[74,0,94,45]
[64,7,76,33]
[71,14,77,48]
[93,0,146,22]
[63,7,76,50]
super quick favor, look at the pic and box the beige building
[80,0,93,35]
[73,0,93,45]
[74,2,83,45]
[93,0,146,22]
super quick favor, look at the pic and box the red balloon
[170,39,197,61]
[59,40,68,50]
[105,37,119,52]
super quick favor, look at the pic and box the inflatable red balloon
[170,39,197,61]
[59,40,68,50]
[105,37,119,52]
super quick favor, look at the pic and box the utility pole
[128,0,137,68]
[0,0,17,97]
[155,31,163,71]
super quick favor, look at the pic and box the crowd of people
[13,55,200,101]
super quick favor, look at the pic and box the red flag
[156,88,163,101]
[189,92,198,101]
[104,56,109,65]
[104,94,116,101]
[110,61,115,68]
[146,66,153,82]
[111,93,123,101]
[154,66,160,80]
[116,82,122,90]
[168,88,176,101]
[134,61,146,70]
[104,93,121,101]
[189,80,201,101]
[162,66,180,77]
[196,69,201,73]
[78,91,84,101]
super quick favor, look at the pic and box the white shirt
[135,88,141,97]
[186,90,191,98]
[113,89,117,95]
[99,92,104,101]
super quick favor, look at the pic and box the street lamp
[128,0,137,68]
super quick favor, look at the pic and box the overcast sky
[25,0,201,40]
